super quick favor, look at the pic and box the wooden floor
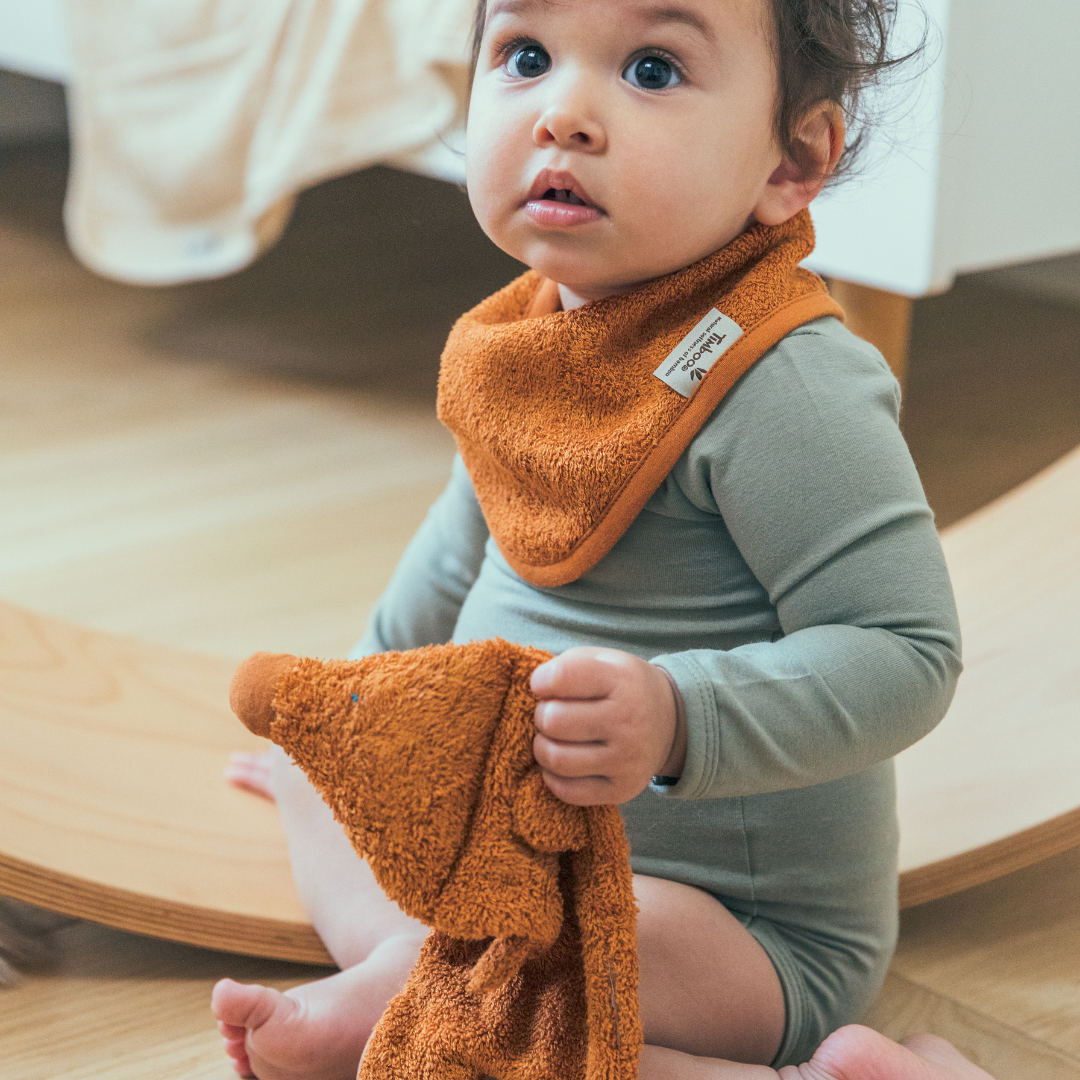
[868,847,1080,1080]
[1,141,1079,1078]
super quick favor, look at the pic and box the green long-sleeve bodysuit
[350,316,962,1066]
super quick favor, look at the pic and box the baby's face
[467,0,793,302]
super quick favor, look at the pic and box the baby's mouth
[524,172,603,227]
[542,188,588,206]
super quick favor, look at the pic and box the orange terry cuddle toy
[229,639,642,1080]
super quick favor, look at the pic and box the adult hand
[530,647,686,805]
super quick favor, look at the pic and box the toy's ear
[512,768,591,853]
[229,652,297,737]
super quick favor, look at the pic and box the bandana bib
[437,210,843,587]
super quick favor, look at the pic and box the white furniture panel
[809,0,1080,295]
[0,0,69,81]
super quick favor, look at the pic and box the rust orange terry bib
[437,209,843,587]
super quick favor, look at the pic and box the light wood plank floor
[868,847,1080,1079]
[2,141,1079,1079]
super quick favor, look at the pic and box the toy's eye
[507,44,551,79]
[623,55,680,90]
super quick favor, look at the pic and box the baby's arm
[350,454,489,657]
[532,320,961,805]
[654,320,962,799]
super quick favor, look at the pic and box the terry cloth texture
[230,641,642,1080]
[436,209,842,587]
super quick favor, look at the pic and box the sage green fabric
[350,315,961,1065]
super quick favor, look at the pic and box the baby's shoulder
[662,316,909,512]
[703,315,900,443]
[744,314,897,399]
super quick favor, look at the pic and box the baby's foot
[777,1025,995,1079]
[900,1034,995,1078]
[213,971,370,1080]
[225,750,276,802]
[212,935,425,1079]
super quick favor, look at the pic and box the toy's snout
[229,652,297,738]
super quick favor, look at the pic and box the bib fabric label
[652,308,744,398]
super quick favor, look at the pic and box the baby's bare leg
[213,749,427,1079]
[635,874,785,1064]
[218,757,995,1080]
[633,879,995,1080]
[267,746,424,967]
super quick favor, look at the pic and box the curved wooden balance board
[0,604,331,965]
[0,446,1078,958]
[895,442,1080,907]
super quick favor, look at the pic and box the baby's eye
[506,44,552,79]
[623,55,680,90]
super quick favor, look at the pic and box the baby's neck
[556,283,592,311]
[557,282,635,311]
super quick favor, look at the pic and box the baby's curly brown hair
[470,0,921,185]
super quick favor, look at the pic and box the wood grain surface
[0,601,330,964]
[895,443,1080,905]
[0,918,322,1080]
[867,846,1080,1079]
[0,209,455,963]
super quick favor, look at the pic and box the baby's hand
[530,647,686,806]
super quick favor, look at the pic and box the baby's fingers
[530,647,621,700]
[533,730,616,778]
[541,771,619,806]
[533,697,615,743]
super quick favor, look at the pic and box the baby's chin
[513,243,666,301]
[488,213,735,301]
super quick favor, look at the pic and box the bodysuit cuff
[648,653,719,799]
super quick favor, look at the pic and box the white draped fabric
[62,0,473,284]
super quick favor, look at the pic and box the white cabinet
[808,0,1080,295]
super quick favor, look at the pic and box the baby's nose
[533,100,607,153]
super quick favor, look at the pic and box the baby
[214,0,994,1078]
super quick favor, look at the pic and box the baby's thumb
[229,652,297,737]
[529,656,557,698]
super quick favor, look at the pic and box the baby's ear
[229,652,298,737]
[754,100,845,226]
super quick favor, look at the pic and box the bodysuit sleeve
[652,317,962,799]
[349,454,489,658]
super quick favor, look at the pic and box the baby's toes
[224,751,276,801]
[216,1008,255,1075]
[792,1025,926,1079]
[231,1054,255,1079]
[223,1037,249,1063]
[211,977,282,1031]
